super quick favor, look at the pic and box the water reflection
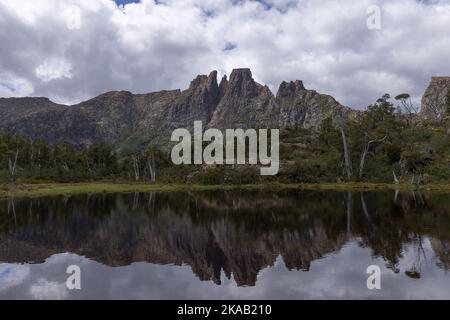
[0,189,449,299]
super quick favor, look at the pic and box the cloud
[1,0,450,109]
[0,265,31,291]
[29,278,69,300]
[0,73,34,97]
[35,59,73,82]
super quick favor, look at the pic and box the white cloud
[35,59,73,82]
[29,278,69,300]
[1,0,450,109]
[0,73,34,97]
[0,264,31,291]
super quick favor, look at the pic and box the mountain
[0,68,355,148]
[421,77,450,119]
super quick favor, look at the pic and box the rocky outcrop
[421,77,450,119]
[0,68,354,147]
[0,97,63,126]
[209,68,280,129]
[277,80,353,128]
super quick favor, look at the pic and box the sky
[1,0,450,109]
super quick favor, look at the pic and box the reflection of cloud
[2,237,450,300]
[29,278,68,300]
[0,264,31,291]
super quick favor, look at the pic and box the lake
[0,189,449,299]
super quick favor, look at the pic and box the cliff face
[276,80,352,128]
[208,68,280,129]
[0,68,355,147]
[421,77,450,119]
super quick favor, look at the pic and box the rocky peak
[276,79,354,128]
[163,71,221,129]
[185,71,220,104]
[276,80,306,99]
[421,77,450,119]
[188,71,218,92]
[218,75,228,100]
[208,68,278,129]
[226,68,259,98]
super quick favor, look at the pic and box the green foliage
[382,143,402,164]
[195,166,225,185]
[279,94,449,184]
[0,135,119,183]
[395,93,410,100]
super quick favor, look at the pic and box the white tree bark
[132,156,140,181]
[147,154,156,183]
[8,149,19,182]
[359,132,388,179]
[393,171,400,184]
[340,128,353,180]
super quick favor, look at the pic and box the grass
[1,181,450,199]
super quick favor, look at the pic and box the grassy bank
[1,182,450,199]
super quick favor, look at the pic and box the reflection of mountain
[0,190,449,286]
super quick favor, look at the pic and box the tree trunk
[393,171,400,184]
[147,154,156,183]
[8,149,19,182]
[132,156,140,181]
[37,148,41,176]
[359,132,388,179]
[359,144,370,179]
[340,128,353,180]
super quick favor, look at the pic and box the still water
[0,189,449,299]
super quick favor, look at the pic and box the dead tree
[147,154,156,183]
[340,128,353,180]
[393,171,400,184]
[132,156,140,181]
[426,101,445,120]
[8,149,19,182]
[359,131,388,179]
[37,148,41,176]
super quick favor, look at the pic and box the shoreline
[1,182,450,199]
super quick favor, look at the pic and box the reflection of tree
[7,198,16,225]
[431,238,450,271]
[405,235,426,279]
[0,189,449,285]
[346,192,353,235]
